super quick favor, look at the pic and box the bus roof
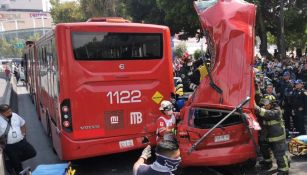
[55,21,170,31]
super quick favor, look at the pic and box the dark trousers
[293,110,306,135]
[283,107,292,131]
[260,140,289,172]
[4,139,36,174]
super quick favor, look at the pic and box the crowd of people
[3,63,23,83]
[172,49,307,136]
[133,50,306,175]
[254,53,307,135]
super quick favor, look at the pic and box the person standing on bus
[156,100,180,141]
[0,104,36,174]
[133,140,181,175]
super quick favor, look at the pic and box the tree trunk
[257,6,268,57]
[278,0,286,60]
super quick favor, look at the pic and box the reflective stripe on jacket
[258,106,286,142]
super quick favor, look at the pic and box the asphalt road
[11,81,307,175]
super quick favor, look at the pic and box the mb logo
[110,116,119,124]
[130,112,142,125]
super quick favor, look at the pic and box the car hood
[192,0,256,109]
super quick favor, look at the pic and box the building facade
[0,0,48,11]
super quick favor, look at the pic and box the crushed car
[176,0,259,167]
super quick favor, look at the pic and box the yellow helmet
[261,95,276,105]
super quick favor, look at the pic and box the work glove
[140,145,151,160]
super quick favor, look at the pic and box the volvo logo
[119,64,125,70]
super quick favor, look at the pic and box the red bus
[26,18,174,160]
[23,41,40,109]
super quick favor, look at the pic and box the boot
[256,160,273,171]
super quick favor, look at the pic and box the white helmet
[159,100,173,111]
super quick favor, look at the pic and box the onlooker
[4,66,10,82]
[0,104,36,174]
[277,71,293,131]
[13,65,20,83]
[298,63,307,82]
[133,140,181,175]
[290,80,307,135]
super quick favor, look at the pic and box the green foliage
[80,0,126,20]
[125,0,165,24]
[48,0,306,51]
[246,0,306,52]
[156,0,200,37]
[0,38,24,58]
[50,0,84,24]
[27,33,41,42]
[193,49,204,60]
[0,39,12,57]
[284,3,307,49]
[0,33,41,58]
[174,42,187,58]
[267,32,276,45]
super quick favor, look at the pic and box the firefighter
[290,79,307,135]
[255,95,289,175]
[156,100,180,141]
[177,55,196,92]
[189,58,208,91]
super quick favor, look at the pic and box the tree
[174,42,187,58]
[48,0,306,53]
[27,33,41,42]
[247,0,306,58]
[193,49,205,60]
[125,0,200,37]
[125,0,165,24]
[50,0,84,24]
[79,0,126,19]
[0,39,12,57]
[284,0,307,50]
[156,0,200,37]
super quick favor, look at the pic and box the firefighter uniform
[290,80,307,135]
[178,64,194,92]
[255,96,289,175]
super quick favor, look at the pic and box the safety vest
[197,65,208,81]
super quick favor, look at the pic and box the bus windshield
[72,32,163,60]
